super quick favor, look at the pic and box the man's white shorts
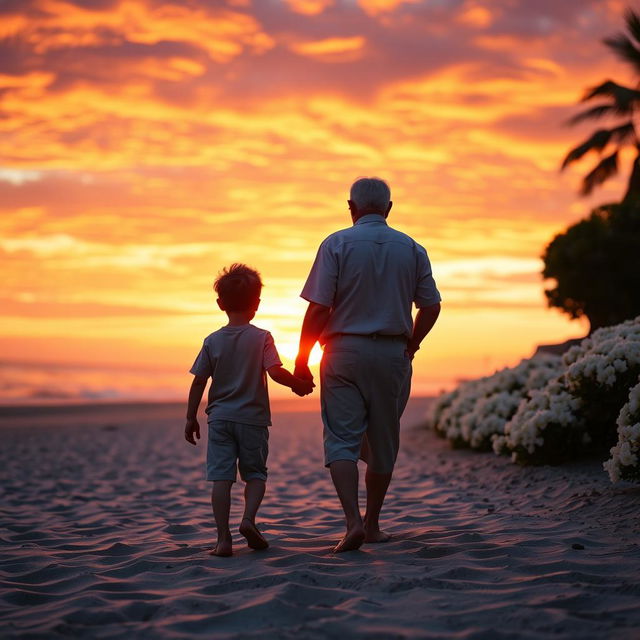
[320,334,412,474]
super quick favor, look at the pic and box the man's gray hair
[350,177,391,213]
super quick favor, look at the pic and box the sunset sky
[0,0,636,402]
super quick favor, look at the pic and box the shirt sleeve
[263,332,282,370]
[300,237,338,307]
[414,245,442,308]
[189,340,213,377]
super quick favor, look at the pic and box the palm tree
[562,8,640,203]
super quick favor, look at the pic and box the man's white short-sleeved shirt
[190,324,282,426]
[301,214,441,342]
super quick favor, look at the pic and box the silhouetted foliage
[542,201,640,332]
[562,8,640,201]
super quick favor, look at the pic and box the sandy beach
[1,397,639,639]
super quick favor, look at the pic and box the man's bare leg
[239,479,268,550]
[209,480,233,556]
[329,460,365,553]
[363,467,392,543]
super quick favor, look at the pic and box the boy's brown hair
[214,263,263,312]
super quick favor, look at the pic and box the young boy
[184,263,314,557]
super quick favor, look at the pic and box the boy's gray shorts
[320,334,412,474]
[207,420,268,482]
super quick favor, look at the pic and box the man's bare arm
[185,375,208,445]
[406,302,441,358]
[294,302,331,380]
[267,365,315,396]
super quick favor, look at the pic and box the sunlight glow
[278,342,324,368]
[0,0,625,402]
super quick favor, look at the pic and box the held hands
[184,417,200,445]
[294,362,313,383]
[292,361,315,397]
[291,376,315,397]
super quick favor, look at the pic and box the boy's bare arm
[267,365,315,397]
[185,375,208,445]
[406,302,441,359]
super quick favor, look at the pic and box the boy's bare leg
[329,460,365,553]
[363,467,392,543]
[239,479,268,550]
[209,481,233,556]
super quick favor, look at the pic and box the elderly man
[295,177,441,553]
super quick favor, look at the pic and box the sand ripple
[1,399,640,639]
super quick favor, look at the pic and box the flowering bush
[494,377,586,465]
[563,317,640,452]
[430,354,562,450]
[430,316,640,481]
[430,387,459,440]
[604,377,640,482]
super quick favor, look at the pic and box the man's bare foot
[239,518,269,550]
[363,518,391,543]
[364,528,391,543]
[208,541,232,557]
[332,525,365,553]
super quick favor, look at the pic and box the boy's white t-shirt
[190,323,282,427]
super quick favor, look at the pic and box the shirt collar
[354,214,388,226]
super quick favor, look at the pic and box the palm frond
[624,8,640,45]
[610,121,637,146]
[566,104,617,125]
[562,129,615,169]
[561,10,640,197]
[581,80,640,113]
[603,33,640,73]
[581,151,619,195]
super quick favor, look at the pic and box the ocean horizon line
[0,395,436,420]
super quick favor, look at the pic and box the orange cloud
[126,57,207,81]
[457,3,494,28]
[10,0,274,62]
[291,36,366,60]
[357,0,421,16]
[0,71,55,90]
[285,0,334,15]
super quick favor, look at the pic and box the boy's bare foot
[239,518,269,550]
[332,525,365,553]
[208,542,232,557]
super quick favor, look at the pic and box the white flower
[564,318,640,394]
[501,376,583,460]
[430,354,562,449]
[604,374,640,483]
